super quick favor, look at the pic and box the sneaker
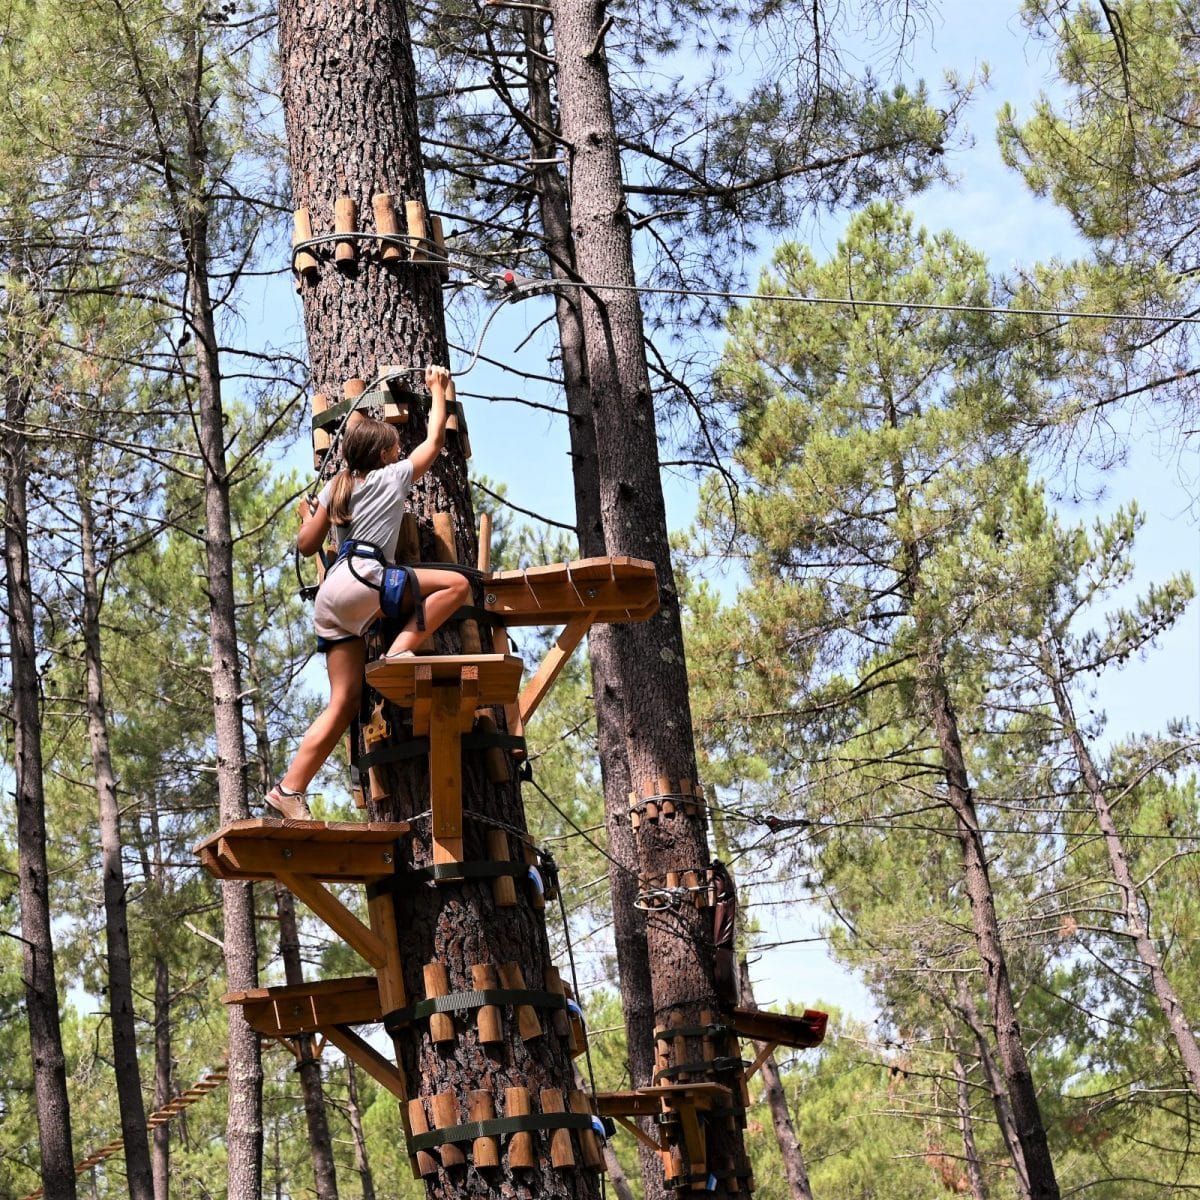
[265,783,313,821]
[379,649,416,662]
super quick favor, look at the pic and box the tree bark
[276,3,601,1198]
[175,36,264,1192]
[521,11,662,1194]
[3,353,77,1200]
[1042,636,1200,1098]
[917,652,1060,1200]
[950,1030,989,1200]
[247,639,341,1200]
[548,2,751,1190]
[77,479,154,1200]
[737,960,814,1200]
[344,1060,377,1200]
[952,975,1031,1200]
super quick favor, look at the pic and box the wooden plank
[430,683,464,865]
[368,891,409,1013]
[326,1026,407,1100]
[221,976,382,1035]
[483,567,659,626]
[278,872,389,968]
[365,653,523,708]
[212,836,400,883]
[518,616,593,725]
[730,1007,828,1049]
[412,664,433,737]
[195,819,409,867]
[458,666,479,733]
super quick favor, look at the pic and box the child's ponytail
[327,418,402,526]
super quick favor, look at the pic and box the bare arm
[408,364,452,483]
[297,497,332,557]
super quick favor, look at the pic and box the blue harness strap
[334,539,425,630]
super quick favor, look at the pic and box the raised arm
[408,364,452,483]
[297,496,332,557]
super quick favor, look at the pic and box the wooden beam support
[326,1026,407,1100]
[222,975,382,1036]
[430,681,465,865]
[518,615,593,725]
[278,872,389,968]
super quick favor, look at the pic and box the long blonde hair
[327,419,401,525]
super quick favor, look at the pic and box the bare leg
[385,568,471,656]
[280,638,366,793]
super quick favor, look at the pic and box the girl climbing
[267,364,471,819]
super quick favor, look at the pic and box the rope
[18,1066,229,1200]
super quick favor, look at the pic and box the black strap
[652,1023,734,1042]
[652,1057,746,1083]
[384,986,566,1032]
[408,1111,595,1152]
[366,860,530,900]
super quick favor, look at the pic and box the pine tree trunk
[737,960,813,1200]
[522,13,662,1193]
[952,976,1031,1200]
[77,482,154,1200]
[917,652,1059,1200]
[276,3,601,1197]
[950,1031,988,1200]
[3,358,77,1200]
[1042,638,1200,1097]
[547,0,749,1189]
[247,643,341,1200]
[344,1060,377,1200]
[180,88,264,1196]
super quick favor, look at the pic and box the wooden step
[194,818,409,883]
[223,975,383,1036]
[731,1007,828,1049]
[364,653,523,709]
[483,557,658,626]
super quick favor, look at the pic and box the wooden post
[431,512,457,562]
[471,963,503,1044]
[407,1099,439,1176]
[469,1090,501,1167]
[658,773,675,818]
[372,192,404,263]
[397,513,420,564]
[541,1088,575,1168]
[423,963,455,1043]
[431,213,450,279]
[487,829,518,907]
[405,199,428,261]
[474,713,510,783]
[505,1086,535,1169]
[477,512,493,573]
[334,196,359,268]
[343,377,367,430]
[293,208,319,282]
[311,392,331,467]
[499,962,541,1040]
[431,1091,465,1167]
[544,966,571,1037]
[570,1090,604,1169]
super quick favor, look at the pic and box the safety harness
[334,538,425,631]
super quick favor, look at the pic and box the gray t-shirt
[317,459,415,561]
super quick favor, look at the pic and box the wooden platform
[223,975,383,1036]
[484,557,658,625]
[596,1082,731,1119]
[194,818,409,883]
[364,653,524,709]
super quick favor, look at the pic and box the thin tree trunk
[1042,636,1200,1097]
[953,976,1031,1200]
[521,12,662,1193]
[178,60,263,1195]
[344,1060,377,1200]
[276,3,601,1197]
[247,640,340,1200]
[4,358,77,1200]
[737,960,814,1200]
[950,1030,988,1200]
[917,653,1060,1200]
[77,480,154,1200]
[548,0,750,1190]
